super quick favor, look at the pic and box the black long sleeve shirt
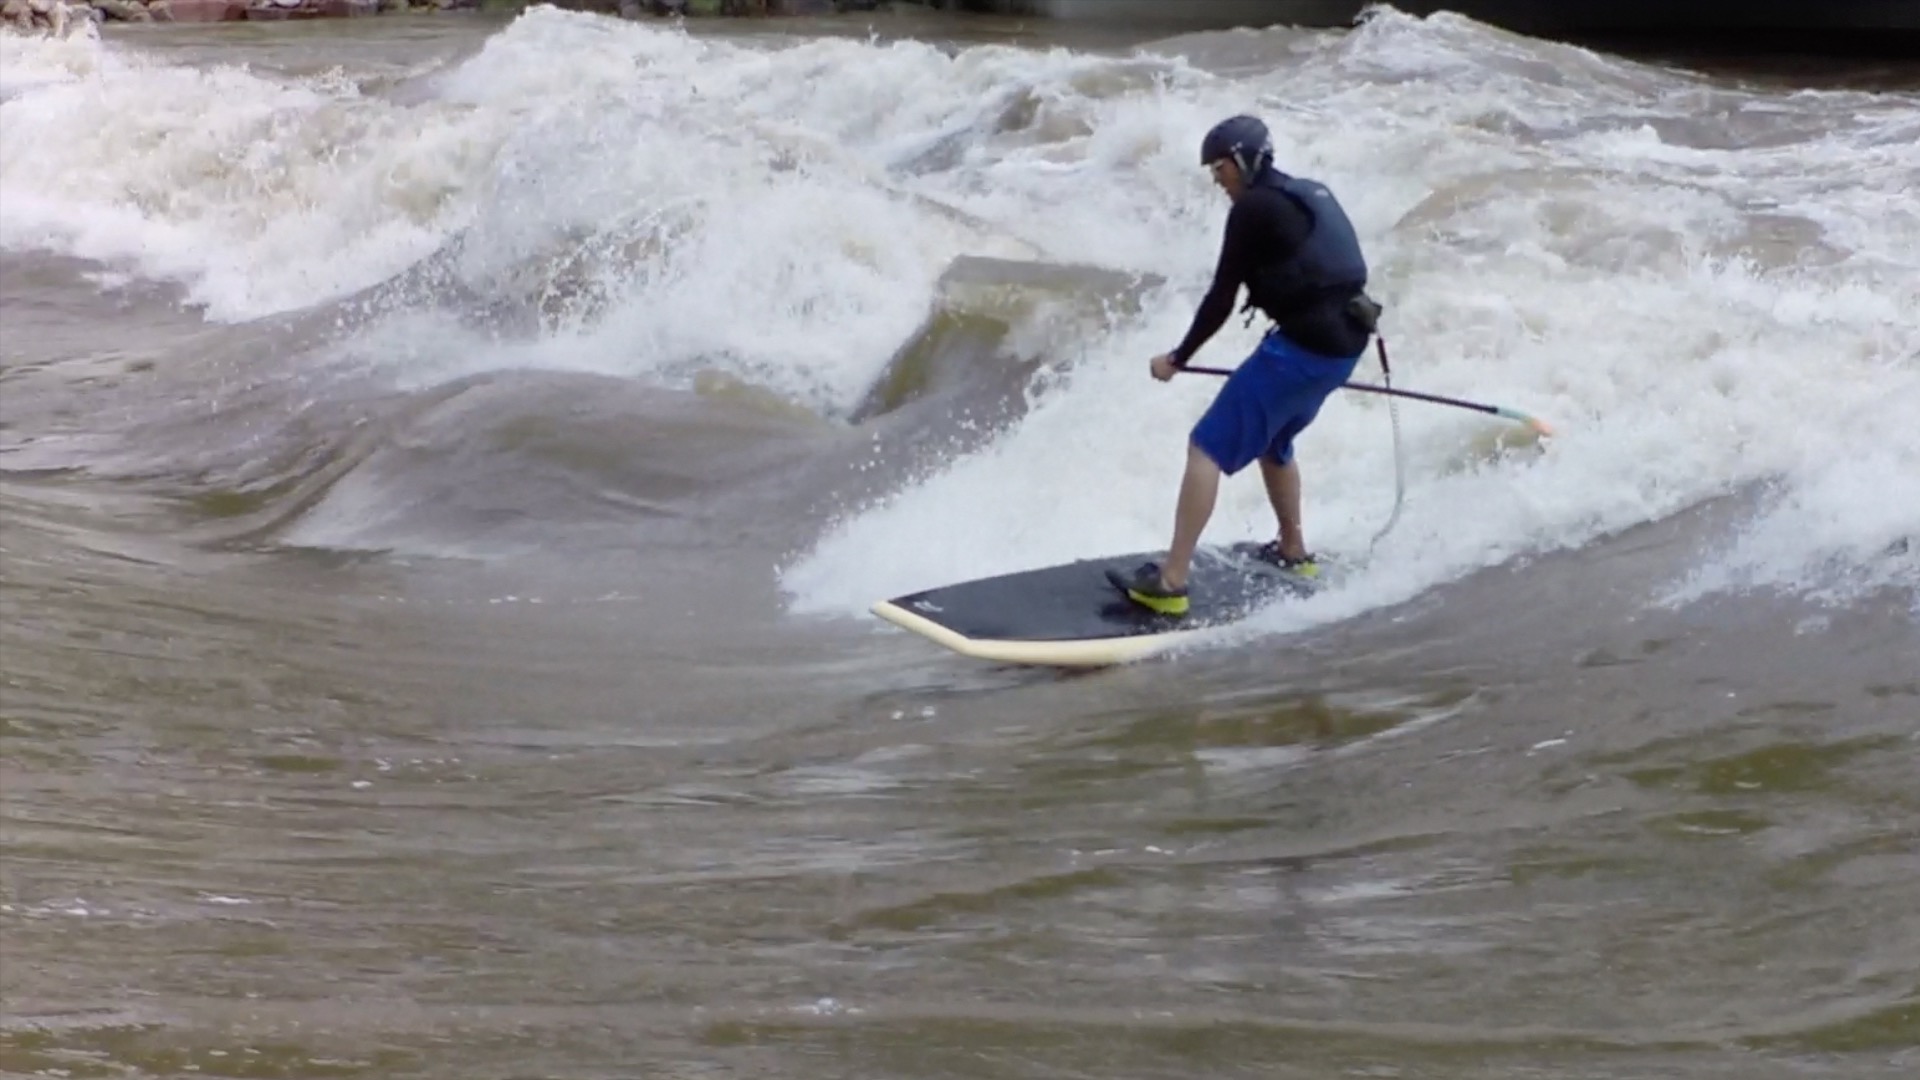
[1170,185,1370,364]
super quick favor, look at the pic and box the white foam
[0,28,498,320]
[0,18,105,95]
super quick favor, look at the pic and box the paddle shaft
[1181,365,1503,419]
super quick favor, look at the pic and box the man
[1108,114,1378,617]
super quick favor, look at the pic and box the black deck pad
[880,542,1324,643]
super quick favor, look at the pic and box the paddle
[1180,365,1556,437]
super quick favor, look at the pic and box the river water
[2,7,1916,1078]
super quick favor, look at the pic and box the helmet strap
[1236,147,1269,183]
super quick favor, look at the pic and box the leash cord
[1365,335,1407,558]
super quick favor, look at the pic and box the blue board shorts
[1190,330,1362,474]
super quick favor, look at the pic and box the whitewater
[5,6,1914,642]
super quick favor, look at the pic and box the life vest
[1243,169,1369,322]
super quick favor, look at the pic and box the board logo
[911,599,944,614]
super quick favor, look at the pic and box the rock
[648,0,685,13]
[2,0,31,20]
[93,0,149,18]
[316,0,374,13]
[156,0,249,18]
[247,0,322,17]
[27,0,50,13]
[377,0,405,11]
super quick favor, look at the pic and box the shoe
[1245,540,1320,578]
[1105,561,1189,616]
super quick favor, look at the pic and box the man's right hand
[1150,353,1181,382]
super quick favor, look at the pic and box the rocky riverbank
[1,0,947,34]
[2,0,468,32]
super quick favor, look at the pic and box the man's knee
[1188,439,1230,474]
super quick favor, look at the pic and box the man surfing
[1109,114,1380,617]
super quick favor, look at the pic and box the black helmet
[1200,114,1271,179]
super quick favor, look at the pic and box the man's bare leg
[1159,443,1221,590]
[1258,456,1309,562]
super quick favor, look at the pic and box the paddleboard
[870,542,1326,668]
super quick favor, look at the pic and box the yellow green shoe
[1242,540,1319,578]
[1105,561,1189,617]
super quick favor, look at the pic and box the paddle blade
[1497,407,1555,438]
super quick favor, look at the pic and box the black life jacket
[1243,168,1369,322]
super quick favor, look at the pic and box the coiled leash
[1188,296,1555,566]
[1365,332,1407,559]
